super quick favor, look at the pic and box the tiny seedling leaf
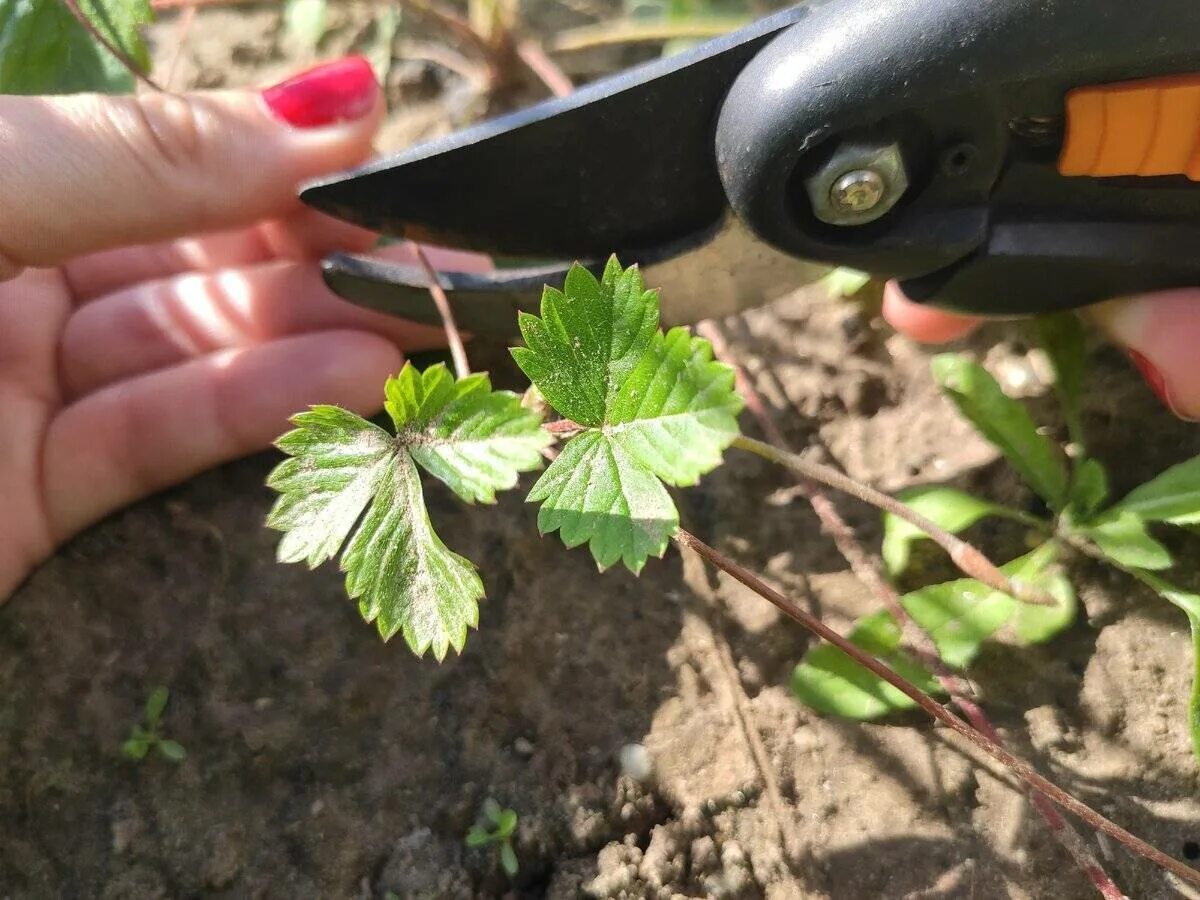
[500,840,519,877]
[495,809,518,838]
[1084,512,1173,571]
[791,611,944,719]
[121,738,150,760]
[156,740,186,762]
[144,686,169,726]
[1106,454,1200,525]
[1033,313,1087,449]
[1069,457,1109,522]
[0,0,153,95]
[881,486,1004,576]
[515,259,742,572]
[267,365,547,657]
[932,354,1068,510]
[465,826,493,847]
[482,797,503,824]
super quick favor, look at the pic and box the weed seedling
[121,686,186,764]
[465,798,519,878]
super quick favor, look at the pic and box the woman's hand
[0,57,471,597]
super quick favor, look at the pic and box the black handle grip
[716,0,1200,314]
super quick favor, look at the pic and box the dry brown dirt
[4,5,1200,899]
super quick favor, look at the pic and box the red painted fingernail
[1126,349,1194,419]
[262,57,377,128]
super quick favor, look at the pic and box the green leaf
[365,4,400,80]
[791,612,943,719]
[0,0,152,95]
[1069,457,1109,521]
[282,0,326,52]
[1033,313,1087,449]
[385,364,551,505]
[495,809,518,838]
[482,797,503,824]
[121,738,150,760]
[268,364,546,657]
[1083,512,1173,571]
[156,740,186,762]
[267,407,395,568]
[499,841,519,877]
[1106,455,1200,525]
[341,453,483,657]
[465,826,493,848]
[144,686,169,726]
[881,487,1002,576]
[1010,559,1077,645]
[1129,571,1200,763]
[901,543,1068,667]
[931,354,1069,509]
[515,259,742,572]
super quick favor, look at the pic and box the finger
[882,282,982,343]
[60,253,449,398]
[63,208,378,303]
[1089,292,1200,420]
[0,57,382,280]
[42,330,402,543]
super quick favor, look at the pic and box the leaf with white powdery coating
[514,258,743,572]
[267,363,547,657]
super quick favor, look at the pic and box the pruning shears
[299,0,1200,335]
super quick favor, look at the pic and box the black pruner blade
[300,7,831,334]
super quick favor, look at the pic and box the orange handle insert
[1059,74,1200,179]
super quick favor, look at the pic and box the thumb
[0,56,382,280]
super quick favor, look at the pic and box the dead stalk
[515,39,574,97]
[731,434,1056,607]
[673,527,1199,889]
[413,245,471,379]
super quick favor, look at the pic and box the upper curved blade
[300,7,807,258]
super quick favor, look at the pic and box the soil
[5,4,1200,899]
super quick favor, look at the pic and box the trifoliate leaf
[513,259,742,572]
[267,363,548,658]
[144,686,169,726]
[500,841,519,877]
[156,740,186,763]
[932,354,1069,510]
[0,0,153,95]
[1106,455,1200,525]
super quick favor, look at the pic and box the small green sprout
[465,798,519,878]
[121,686,186,764]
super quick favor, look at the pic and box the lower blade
[322,216,832,336]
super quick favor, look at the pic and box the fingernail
[1126,349,1198,421]
[262,57,377,128]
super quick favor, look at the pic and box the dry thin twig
[165,5,198,90]
[413,244,471,379]
[732,433,1056,608]
[515,39,574,97]
[674,527,1198,889]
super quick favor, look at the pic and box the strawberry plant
[269,257,1200,890]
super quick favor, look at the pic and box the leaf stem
[61,0,162,92]
[673,527,1200,888]
[732,434,1056,607]
[413,244,471,379]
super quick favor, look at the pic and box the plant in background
[465,798,519,878]
[121,686,186,763]
[792,313,1200,758]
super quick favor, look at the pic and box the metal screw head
[830,169,886,214]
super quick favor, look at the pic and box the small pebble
[618,743,653,781]
[514,737,535,757]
